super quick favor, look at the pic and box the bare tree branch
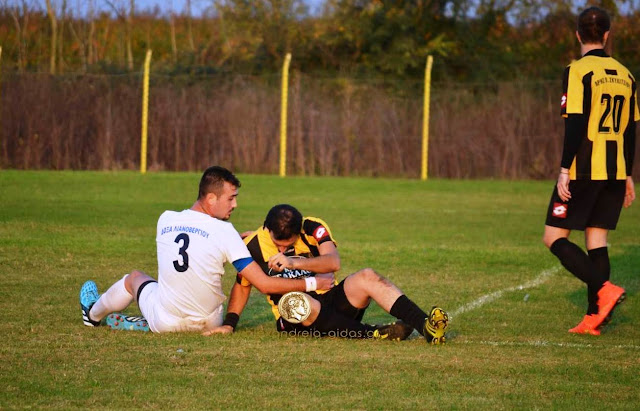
[45,0,58,74]
[4,0,28,72]
[103,0,134,70]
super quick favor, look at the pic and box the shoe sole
[568,324,601,336]
[569,329,601,336]
[425,307,449,345]
[106,313,150,332]
[82,311,98,327]
[373,321,414,341]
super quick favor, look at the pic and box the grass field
[1,170,639,409]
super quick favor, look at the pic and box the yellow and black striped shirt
[239,217,338,320]
[561,49,639,180]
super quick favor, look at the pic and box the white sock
[89,275,134,321]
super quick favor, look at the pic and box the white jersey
[153,209,250,323]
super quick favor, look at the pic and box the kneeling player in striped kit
[206,204,449,344]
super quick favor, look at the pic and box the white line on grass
[459,339,640,350]
[450,266,562,320]
[446,265,640,350]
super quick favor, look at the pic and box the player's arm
[203,262,334,336]
[623,99,636,208]
[292,240,340,273]
[227,280,252,317]
[268,241,340,274]
[239,230,254,239]
[560,115,587,170]
[556,114,587,202]
[557,65,587,202]
[241,261,334,294]
[223,229,334,294]
[203,280,252,335]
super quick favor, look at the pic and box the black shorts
[275,279,367,335]
[545,179,625,230]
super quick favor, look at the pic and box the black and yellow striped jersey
[561,49,639,180]
[239,217,338,320]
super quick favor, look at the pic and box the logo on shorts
[552,202,567,218]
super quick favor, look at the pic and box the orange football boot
[568,315,601,336]
[594,281,626,328]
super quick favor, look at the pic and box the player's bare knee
[542,231,561,249]
[125,270,153,295]
[354,267,378,282]
[364,268,393,286]
[125,270,143,286]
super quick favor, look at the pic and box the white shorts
[137,282,224,333]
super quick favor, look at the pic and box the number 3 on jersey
[173,233,190,272]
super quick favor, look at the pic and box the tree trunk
[170,12,178,64]
[126,0,135,71]
[58,0,67,72]
[45,0,57,74]
[8,5,25,73]
[88,0,95,65]
[186,0,195,52]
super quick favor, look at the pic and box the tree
[57,0,67,71]
[186,0,195,52]
[169,0,177,63]
[315,0,456,75]
[68,0,97,72]
[213,0,308,71]
[45,0,57,74]
[4,0,31,73]
[104,0,135,70]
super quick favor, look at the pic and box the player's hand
[240,230,254,239]
[315,273,335,291]
[557,171,571,202]
[268,253,294,271]
[623,176,635,208]
[202,325,234,336]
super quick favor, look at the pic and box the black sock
[550,238,605,314]
[389,295,428,336]
[588,247,610,282]
[587,247,610,315]
[550,238,606,287]
[311,305,375,339]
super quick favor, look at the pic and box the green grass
[1,170,639,409]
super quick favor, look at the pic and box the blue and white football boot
[80,280,101,327]
[106,313,150,332]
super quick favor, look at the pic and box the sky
[16,0,637,18]
[3,0,325,17]
[125,0,324,16]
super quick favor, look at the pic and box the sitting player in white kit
[79,166,334,333]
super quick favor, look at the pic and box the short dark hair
[577,6,610,45]
[198,166,240,199]
[264,204,303,240]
